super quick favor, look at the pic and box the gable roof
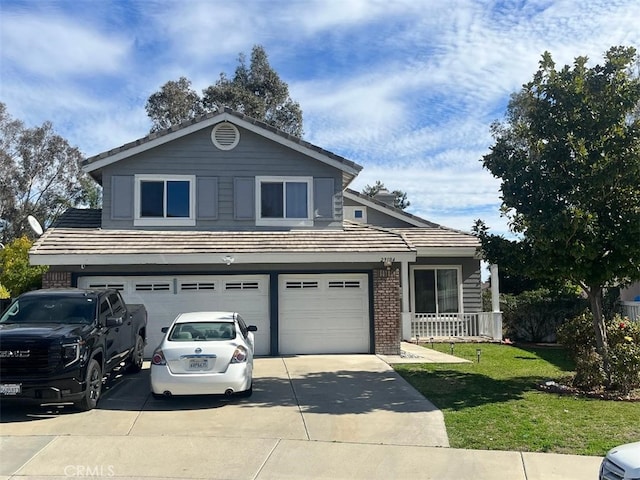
[83,107,363,187]
[344,188,440,228]
[343,189,479,256]
[392,228,479,256]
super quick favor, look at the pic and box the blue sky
[1,0,638,235]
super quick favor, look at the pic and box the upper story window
[256,176,313,227]
[134,175,195,226]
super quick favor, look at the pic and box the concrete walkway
[378,341,472,364]
[0,353,603,480]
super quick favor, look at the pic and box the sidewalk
[1,435,604,479]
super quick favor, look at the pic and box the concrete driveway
[0,354,602,480]
[0,355,448,478]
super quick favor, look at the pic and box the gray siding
[101,126,344,230]
[343,196,416,228]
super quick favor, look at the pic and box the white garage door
[78,275,270,357]
[279,274,370,354]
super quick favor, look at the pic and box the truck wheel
[76,359,102,411]
[126,335,145,374]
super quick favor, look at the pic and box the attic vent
[211,123,240,150]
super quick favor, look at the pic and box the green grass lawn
[394,343,640,456]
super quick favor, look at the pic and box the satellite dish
[27,215,44,236]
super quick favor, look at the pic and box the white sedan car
[150,312,257,398]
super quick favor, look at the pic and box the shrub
[500,288,587,342]
[558,313,640,393]
[0,236,48,296]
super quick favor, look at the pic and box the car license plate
[0,383,21,395]
[188,359,209,370]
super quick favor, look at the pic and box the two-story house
[29,108,501,357]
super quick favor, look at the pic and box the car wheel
[76,359,102,411]
[126,335,145,374]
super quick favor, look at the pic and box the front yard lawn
[394,343,639,456]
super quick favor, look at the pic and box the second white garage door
[78,275,270,357]
[279,274,370,354]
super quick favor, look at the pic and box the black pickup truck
[0,288,147,410]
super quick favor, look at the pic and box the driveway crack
[282,357,310,441]
[252,438,281,480]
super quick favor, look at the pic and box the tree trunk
[586,286,611,386]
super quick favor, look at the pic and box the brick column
[373,267,401,355]
[42,271,72,288]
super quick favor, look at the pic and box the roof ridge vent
[211,122,240,150]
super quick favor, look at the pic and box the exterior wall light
[381,257,395,270]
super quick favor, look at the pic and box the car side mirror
[247,325,258,332]
[161,327,169,333]
[106,316,123,327]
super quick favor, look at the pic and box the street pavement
[0,348,603,479]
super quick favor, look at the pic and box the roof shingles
[33,209,479,259]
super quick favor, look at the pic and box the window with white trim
[134,175,195,226]
[412,267,462,314]
[255,176,312,227]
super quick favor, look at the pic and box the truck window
[0,297,96,324]
[107,292,124,315]
[100,299,112,317]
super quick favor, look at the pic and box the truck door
[100,297,120,370]
[107,291,131,360]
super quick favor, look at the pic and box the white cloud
[0,13,130,77]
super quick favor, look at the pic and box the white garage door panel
[78,275,270,357]
[279,274,369,354]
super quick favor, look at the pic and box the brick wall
[373,267,401,355]
[42,271,72,289]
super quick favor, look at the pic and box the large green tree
[0,103,95,243]
[477,46,640,382]
[145,77,205,133]
[146,45,303,136]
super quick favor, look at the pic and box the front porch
[410,312,503,341]
[399,261,503,343]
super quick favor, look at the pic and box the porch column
[401,260,412,341]
[490,263,503,341]
[490,264,500,312]
[373,267,401,355]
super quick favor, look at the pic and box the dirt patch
[537,379,640,402]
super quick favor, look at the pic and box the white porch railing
[622,302,640,321]
[412,312,503,341]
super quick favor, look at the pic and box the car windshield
[0,296,96,324]
[169,321,236,341]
